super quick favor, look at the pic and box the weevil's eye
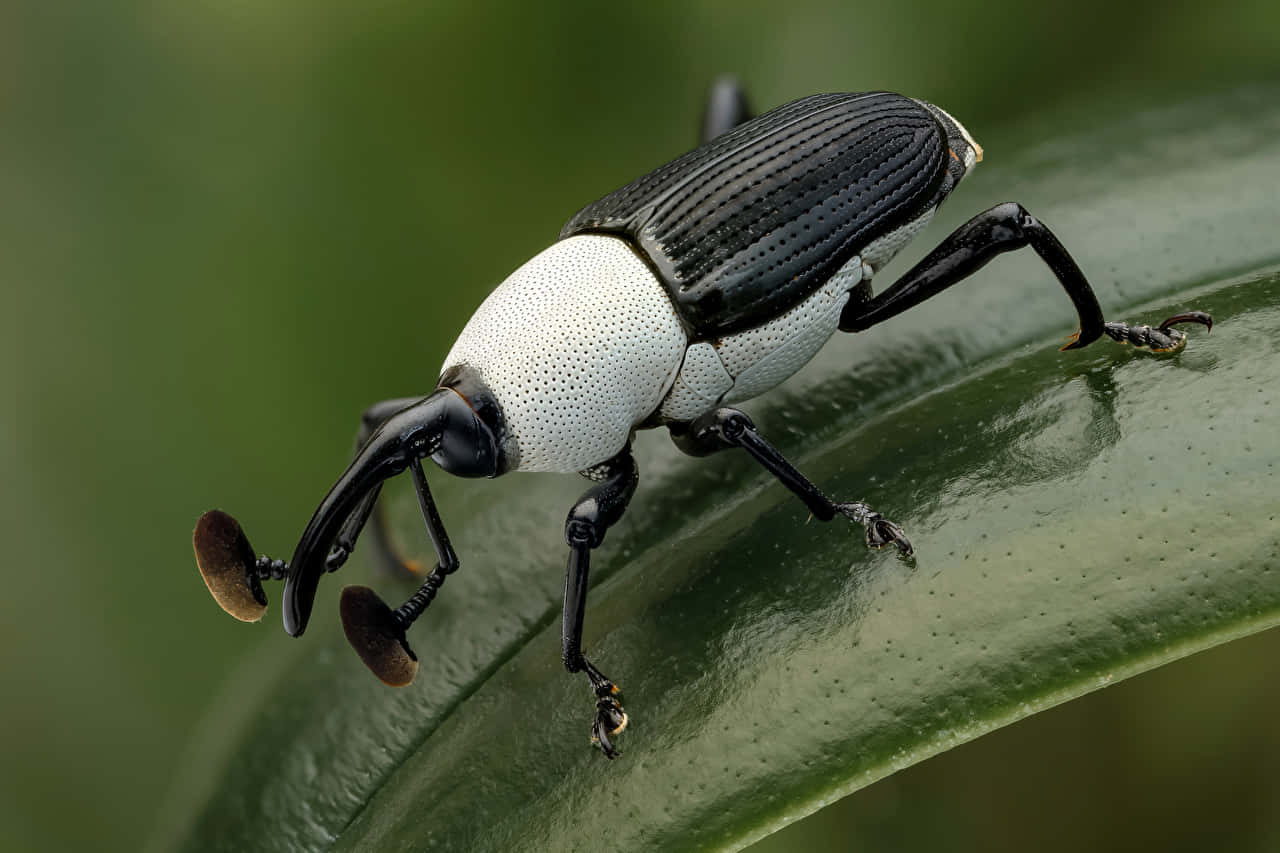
[194,510,268,622]
[433,364,508,477]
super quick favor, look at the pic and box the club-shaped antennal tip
[193,509,268,623]
[340,586,419,687]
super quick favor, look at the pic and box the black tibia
[562,449,638,759]
[339,456,460,687]
[393,456,461,631]
[671,408,913,555]
[328,397,429,577]
[701,75,753,143]
[841,202,1104,347]
[839,202,1213,352]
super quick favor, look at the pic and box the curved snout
[280,385,500,636]
[282,426,411,635]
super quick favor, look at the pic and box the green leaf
[163,89,1280,853]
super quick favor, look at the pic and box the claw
[866,516,914,556]
[590,692,628,760]
[193,510,268,622]
[591,720,619,759]
[836,503,914,557]
[583,668,627,759]
[1158,311,1213,334]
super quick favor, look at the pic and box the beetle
[194,79,1212,759]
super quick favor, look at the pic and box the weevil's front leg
[562,448,639,759]
[701,75,753,142]
[840,202,1213,352]
[339,456,460,687]
[671,408,913,555]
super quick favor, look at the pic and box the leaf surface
[167,89,1280,853]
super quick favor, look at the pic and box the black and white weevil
[194,80,1212,759]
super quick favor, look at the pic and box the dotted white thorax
[441,235,687,473]
[442,202,946,473]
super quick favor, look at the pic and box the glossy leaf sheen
[171,91,1280,852]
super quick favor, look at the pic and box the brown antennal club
[340,585,419,687]
[193,509,269,622]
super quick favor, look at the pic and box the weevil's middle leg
[562,448,638,759]
[701,75,753,143]
[840,202,1212,353]
[670,408,913,555]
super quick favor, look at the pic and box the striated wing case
[561,92,949,340]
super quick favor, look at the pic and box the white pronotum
[444,212,933,474]
[442,235,686,473]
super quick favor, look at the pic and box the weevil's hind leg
[328,397,432,578]
[561,448,639,759]
[840,202,1213,353]
[670,409,913,555]
[340,456,460,687]
[701,75,753,143]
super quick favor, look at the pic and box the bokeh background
[4,2,1280,851]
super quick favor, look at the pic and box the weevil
[194,79,1212,759]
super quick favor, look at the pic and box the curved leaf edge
[329,265,1280,853]
[152,264,1280,853]
[729,614,1280,852]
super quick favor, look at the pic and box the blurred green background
[4,1,1280,851]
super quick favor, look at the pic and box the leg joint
[565,516,601,549]
[694,407,755,446]
[983,201,1034,245]
[562,648,584,673]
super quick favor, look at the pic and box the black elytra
[194,78,1214,762]
[562,92,951,340]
